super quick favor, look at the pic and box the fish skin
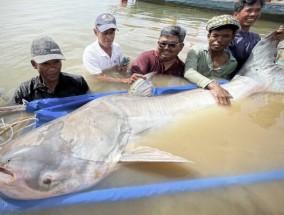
[0,31,283,200]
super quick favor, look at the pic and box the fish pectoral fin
[128,72,156,97]
[119,146,193,163]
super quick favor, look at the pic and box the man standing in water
[184,15,240,105]
[130,25,186,77]
[229,0,284,74]
[83,13,144,84]
[13,36,89,104]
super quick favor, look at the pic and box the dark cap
[95,13,117,32]
[31,35,65,64]
[206,15,240,32]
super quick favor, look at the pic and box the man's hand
[117,57,130,71]
[207,81,233,105]
[124,73,146,84]
[273,25,284,41]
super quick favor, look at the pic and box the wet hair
[234,0,265,13]
[160,25,186,43]
[209,24,239,34]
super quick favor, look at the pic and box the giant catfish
[0,31,283,200]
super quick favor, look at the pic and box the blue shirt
[229,30,261,74]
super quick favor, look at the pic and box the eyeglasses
[158,41,181,49]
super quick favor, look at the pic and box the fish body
[0,32,283,200]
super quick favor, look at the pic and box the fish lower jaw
[0,166,14,178]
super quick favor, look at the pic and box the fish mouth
[0,166,14,177]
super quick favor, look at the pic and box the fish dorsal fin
[119,146,192,163]
[128,72,156,97]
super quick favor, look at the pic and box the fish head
[0,138,109,200]
[0,111,129,200]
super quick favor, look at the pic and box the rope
[0,117,37,146]
[0,105,26,112]
[0,118,13,146]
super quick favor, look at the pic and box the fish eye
[42,176,52,185]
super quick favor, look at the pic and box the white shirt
[83,40,122,75]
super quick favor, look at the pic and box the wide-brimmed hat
[206,15,240,32]
[31,35,65,64]
[95,13,117,32]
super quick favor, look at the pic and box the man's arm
[13,83,32,104]
[184,47,212,88]
[83,45,145,84]
[78,77,90,94]
[94,73,144,84]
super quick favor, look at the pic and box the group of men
[13,0,284,106]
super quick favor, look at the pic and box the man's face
[234,3,262,29]
[32,59,61,83]
[95,28,116,49]
[156,36,184,62]
[208,29,235,52]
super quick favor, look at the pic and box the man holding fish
[184,15,240,106]
[83,13,144,84]
[229,0,284,75]
[130,25,186,77]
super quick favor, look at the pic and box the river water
[0,0,284,214]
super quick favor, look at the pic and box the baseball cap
[31,35,66,64]
[95,13,117,32]
[206,15,240,32]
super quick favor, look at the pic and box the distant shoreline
[139,0,284,21]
